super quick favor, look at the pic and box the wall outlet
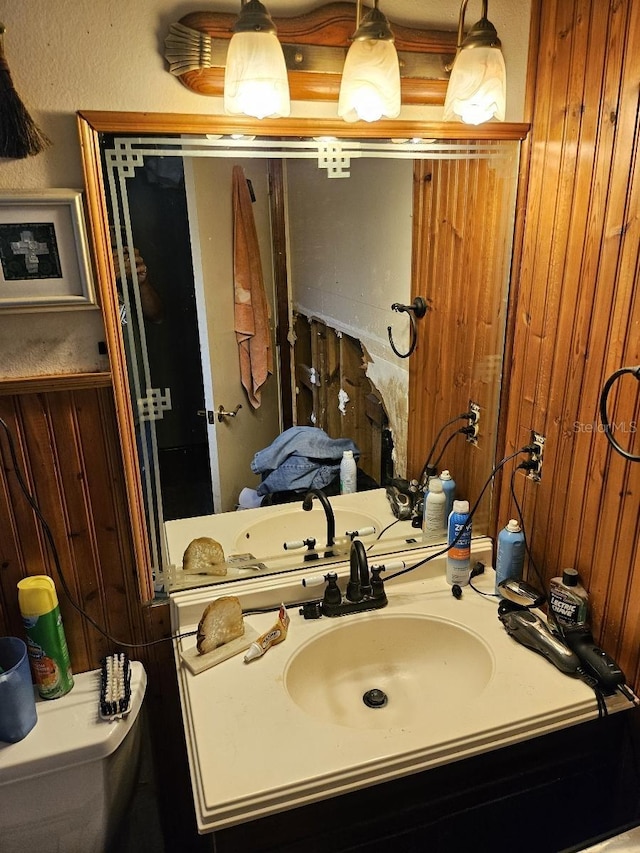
[467,401,481,445]
[528,431,545,481]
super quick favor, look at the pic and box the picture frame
[0,189,97,311]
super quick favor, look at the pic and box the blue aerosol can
[439,470,456,519]
[495,519,526,595]
[446,500,471,586]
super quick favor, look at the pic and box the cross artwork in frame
[0,189,97,311]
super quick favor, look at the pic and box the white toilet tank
[0,659,147,853]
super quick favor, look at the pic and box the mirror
[78,113,525,598]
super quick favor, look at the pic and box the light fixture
[223,0,290,119]
[443,0,506,125]
[338,0,401,123]
[165,8,457,111]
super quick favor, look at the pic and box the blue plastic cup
[0,637,38,743]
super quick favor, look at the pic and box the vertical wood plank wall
[408,151,517,533]
[0,379,155,660]
[0,378,196,839]
[499,0,640,689]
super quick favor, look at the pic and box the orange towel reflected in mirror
[232,165,273,408]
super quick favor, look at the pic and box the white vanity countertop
[170,538,631,834]
[164,488,419,589]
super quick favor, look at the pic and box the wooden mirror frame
[77,111,529,602]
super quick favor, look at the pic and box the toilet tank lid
[0,660,147,785]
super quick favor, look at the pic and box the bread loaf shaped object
[182,536,226,575]
[196,595,245,654]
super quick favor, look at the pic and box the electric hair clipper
[498,606,582,676]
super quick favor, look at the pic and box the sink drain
[362,688,388,709]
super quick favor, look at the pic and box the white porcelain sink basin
[234,506,380,556]
[283,613,495,729]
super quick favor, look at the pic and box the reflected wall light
[223,0,291,119]
[443,0,506,124]
[338,0,401,123]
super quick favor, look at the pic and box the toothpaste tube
[244,604,290,663]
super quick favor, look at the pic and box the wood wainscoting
[497,0,640,690]
[0,374,198,844]
[0,375,151,662]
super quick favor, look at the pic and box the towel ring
[599,365,640,461]
[387,297,428,359]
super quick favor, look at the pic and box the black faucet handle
[322,572,342,607]
[370,565,387,601]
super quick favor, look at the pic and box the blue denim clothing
[251,427,359,496]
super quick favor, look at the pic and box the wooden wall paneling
[45,390,110,670]
[0,385,154,670]
[0,475,19,635]
[409,158,438,476]
[466,156,492,531]
[526,0,607,585]
[320,323,341,438]
[0,398,43,639]
[410,160,455,477]
[408,160,451,477]
[504,0,573,468]
[293,314,315,425]
[73,389,148,651]
[365,393,387,481]
[497,0,640,689]
[10,394,90,664]
[308,319,328,428]
[551,0,625,586]
[340,333,373,478]
[556,0,637,648]
[498,0,590,567]
[493,1,541,537]
[409,152,516,531]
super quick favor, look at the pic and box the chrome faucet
[302,488,336,555]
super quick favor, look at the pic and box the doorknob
[217,404,242,422]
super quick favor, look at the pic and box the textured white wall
[287,156,414,468]
[0,0,531,377]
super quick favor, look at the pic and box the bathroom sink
[284,613,494,729]
[171,538,630,833]
[234,507,380,556]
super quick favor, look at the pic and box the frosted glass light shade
[338,39,401,123]
[224,31,290,119]
[443,46,506,125]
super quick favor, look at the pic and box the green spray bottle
[17,575,74,699]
